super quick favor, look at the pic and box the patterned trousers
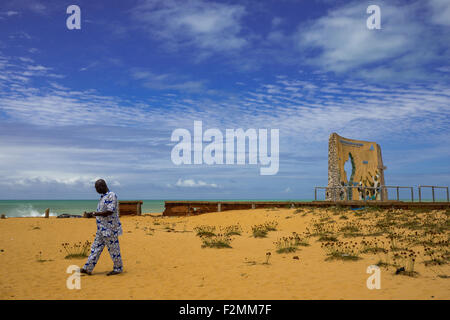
[83,232,123,273]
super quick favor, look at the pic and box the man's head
[95,179,109,195]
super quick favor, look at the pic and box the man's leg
[83,233,105,273]
[105,235,123,273]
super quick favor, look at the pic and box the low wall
[119,201,143,216]
[162,200,450,216]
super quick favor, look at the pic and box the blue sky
[0,0,449,200]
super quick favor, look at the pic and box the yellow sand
[0,208,448,300]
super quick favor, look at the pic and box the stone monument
[327,133,387,201]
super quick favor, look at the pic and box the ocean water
[0,200,166,217]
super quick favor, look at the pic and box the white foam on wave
[8,204,58,217]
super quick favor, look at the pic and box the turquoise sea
[0,200,165,217]
[0,199,312,217]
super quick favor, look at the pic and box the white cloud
[130,0,247,53]
[9,31,32,40]
[293,1,446,78]
[428,0,450,26]
[5,0,46,15]
[2,54,448,139]
[27,65,51,72]
[173,178,218,188]
[271,17,283,28]
[0,175,121,189]
[79,62,99,72]
[0,11,20,17]
[131,69,206,92]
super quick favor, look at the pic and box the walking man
[81,179,123,276]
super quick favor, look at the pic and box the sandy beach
[0,207,448,300]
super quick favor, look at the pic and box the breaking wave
[5,204,58,217]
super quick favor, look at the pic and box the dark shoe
[106,270,122,276]
[80,268,92,275]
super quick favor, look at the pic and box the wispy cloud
[171,178,219,188]
[0,11,20,18]
[8,31,32,40]
[1,52,449,142]
[79,62,99,72]
[0,175,119,189]
[4,0,47,15]
[428,0,450,26]
[130,68,206,92]
[294,1,449,80]
[130,0,248,56]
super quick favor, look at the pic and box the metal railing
[384,186,414,202]
[315,186,386,202]
[418,185,449,202]
[315,185,448,202]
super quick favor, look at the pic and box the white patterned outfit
[83,191,123,273]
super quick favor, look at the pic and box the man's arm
[93,210,114,217]
[83,211,113,217]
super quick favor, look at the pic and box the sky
[0,0,449,200]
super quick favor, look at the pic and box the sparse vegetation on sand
[251,220,278,238]
[142,226,155,235]
[61,240,91,259]
[423,247,449,266]
[321,240,361,261]
[251,224,268,238]
[264,220,278,231]
[392,250,419,277]
[200,233,232,248]
[360,238,388,255]
[194,225,216,237]
[244,252,272,266]
[294,207,315,216]
[274,232,309,254]
[327,205,346,215]
[223,224,243,236]
[193,224,241,248]
[264,252,272,264]
[339,221,363,237]
[35,251,52,263]
[162,223,176,232]
[306,218,339,242]
[305,207,450,277]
